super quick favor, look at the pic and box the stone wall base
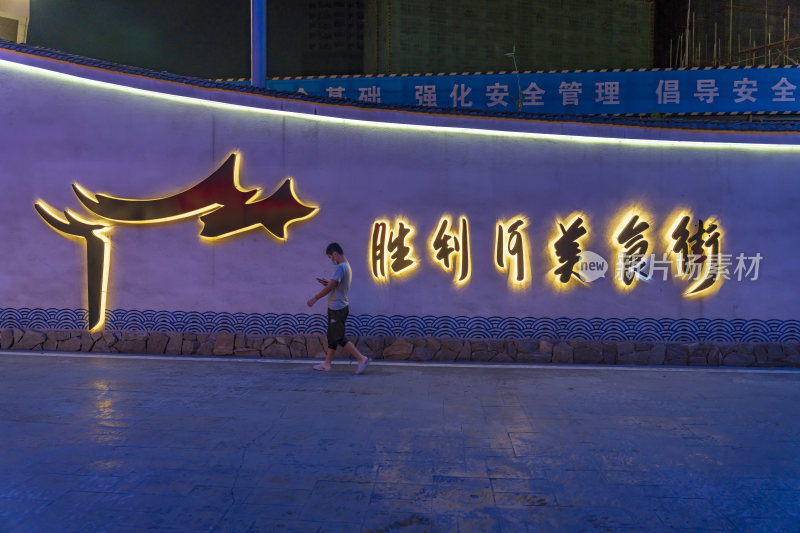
[1,328,799,367]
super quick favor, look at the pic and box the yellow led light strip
[3,56,800,151]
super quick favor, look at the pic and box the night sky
[27,0,251,79]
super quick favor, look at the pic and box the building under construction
[660,0,800,67]
[267,0,654,77]
[363,0,654,74]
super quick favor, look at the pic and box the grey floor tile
[1,353,799,532]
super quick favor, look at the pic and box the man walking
[306,242,370,374]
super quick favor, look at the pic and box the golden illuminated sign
[610,208,653,291]
[667,212,724,297]
[36,153,318,331]
[370,218,418,282]
[33,206,111,333]
[494,216,531,289]
[430,215,471,286]
[366,208,735,300]
[549,212,590,289]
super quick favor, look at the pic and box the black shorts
[327,306,349,349]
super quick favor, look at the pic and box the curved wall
[1,48,798,340]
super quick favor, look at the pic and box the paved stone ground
[0,352,799,533]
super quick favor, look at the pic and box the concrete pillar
[251,0,267,88]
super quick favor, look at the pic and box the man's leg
[343,341,367,365]
[315,347,335,370]
[314,309,338,371]
[343,341,369,374]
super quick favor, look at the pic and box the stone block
[782,343,799,358]
[665,343,688,364]
[43,336,58,351]
[471,341,489,352]
[688,356,708,366]
[262,342,291,358]
[12,328,24,345]
[723,352,755,366]
[573,341,603,364]
[516,352,552,363]
[433,346,458,361]
[411,345,436,361]
[424,337,442,351]
[601,342,617,364]
[383,339,413,360]
[16,330,45,350]
[707,347,722,366]
[455,341,471,362]
[617,351,649,365]
[115,333,146,354]
[196,341,215,356]
[785,354,800,367]
[165,332,183,355]
[487,340,504,353]
[471,350,493,362]
[538,340,554,354]
[646,343,666,365]
[306,336,328,359]
[634,342,653,351]
[233,349,261,356]
[80,332,96,352]
[183,332,198,341]
[504,340,517,358]
[51,331,72,341]
[0,329,14,349]
[515,339,538,354]
[440,339,464,353]
[290,341,308,358]
[275,336,292,345]
[618,341,635,355]
[355,337,374,357]
[409,337,425,348]
[146,332,169,354]
[102,332,118,347]
[364,336,385,355]
[212,332,235,356]
[234,334,246,349]
[58,337,82,351]
[689,343,710,359]
[181,340,197,355]
[552,342,573,364]
[754,343,785,363]
[246,335,265,350]
[261,337,275,352]
[491,353,513,362]
[91,338,111,352]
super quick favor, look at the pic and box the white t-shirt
[328,261,351,310]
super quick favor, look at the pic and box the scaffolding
[670,0,800,68]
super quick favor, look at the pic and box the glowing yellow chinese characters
[370,218,418,282]
[36,153,318,332]
[369,209,733,300]
[610,208,653,291]
[549,212,590,289]
[495,216,531,289]
[430,215,471,286]
[667,212,724,298]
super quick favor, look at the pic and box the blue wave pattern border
[0,308,797,343]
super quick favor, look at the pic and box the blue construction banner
[267,67,800,115]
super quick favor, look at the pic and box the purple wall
[1,48,799,337]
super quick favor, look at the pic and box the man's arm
[307,279,338,307]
